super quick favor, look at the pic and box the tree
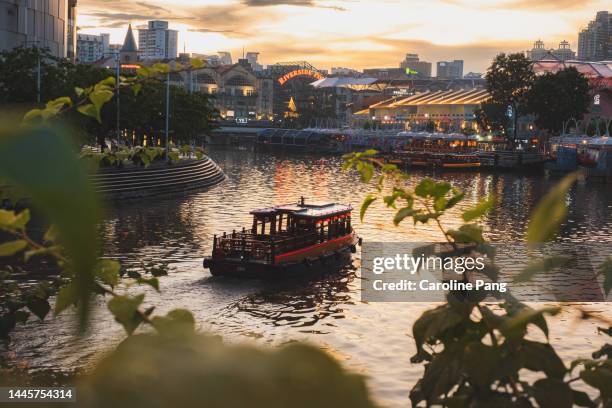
[475,102,507,134]
[524,67,591,135]
[485,53,535,140]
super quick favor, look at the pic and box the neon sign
[278,69,324,85]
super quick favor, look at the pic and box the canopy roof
[371,88,490,109]
[532,60,612,79]
[310,77,383,91]
[251,202,352,219]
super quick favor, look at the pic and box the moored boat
[203,197,360,278]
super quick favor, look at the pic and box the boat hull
[204,234,359,279]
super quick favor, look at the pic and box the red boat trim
[274,234,353,263]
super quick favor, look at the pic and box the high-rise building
[436,60,464,79]
[245,52,263,71]
[77,33,112,63]
[578,11,611,61]
[400,54,432,78]
[218,51,233,65]
[0,0,77,59]
[137,20,178,60]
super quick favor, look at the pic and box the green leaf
[54,283,79,315]
[521,340,566,378]
[14,310,30,324]
[44,225,59,243]
[107,294,145,335]
[360,195,376,222]
[447,224,484,244]
[168,151,180,163]
[12,209,30,230]
[136,66,150,78]
[89,89,114,110]
[27,297,50,321]
[152,62,170,74]
[445,190,465,209]
[190,58,204,69]
[501,306,560,339]
[527,171,580,244]
[94,260,121,288]
[24,245,61,262]
[149,266,168,277]
[137,277,160,292]
[23,109,43,122]
[152,309,195,336]
[415,178,436,198]
[513,255,571,283]
[572,390,595,408]
[596,257,612,296]
[532,378,573,408]
[75,87,84,97]
[462,195,495,222]
[132,83,142,96]
[78,104,100,122]
[99,76,116,87]
[394,207,418,225]
[0,240,28,257]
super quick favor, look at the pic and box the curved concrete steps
[89,156,225,200]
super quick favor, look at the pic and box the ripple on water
[5,148,612,408]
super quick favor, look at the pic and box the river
[6,148,612,407]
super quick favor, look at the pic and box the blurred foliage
[345,150,612,407]
[79,331,377,408]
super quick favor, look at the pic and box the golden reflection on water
[6,148,612,408]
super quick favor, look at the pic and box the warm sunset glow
[76,0,609,72]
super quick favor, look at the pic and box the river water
[6,148,612,407]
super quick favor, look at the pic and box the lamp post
[115,53,121,143]
[165,71,170,160]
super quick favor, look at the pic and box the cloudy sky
[77,0,608,73]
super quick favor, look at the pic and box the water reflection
[4,147,612,408]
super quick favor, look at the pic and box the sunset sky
[76,0,609,73]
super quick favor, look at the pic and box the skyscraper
[137,20,178,60]
[578,11,611,61]
[400,54,432,78]
[0,0,77,59]
[436,60,464,79]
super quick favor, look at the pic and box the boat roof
[251,202,352,219]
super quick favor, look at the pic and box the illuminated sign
[278,69,324,85]
[594,94,600,105]
[121,64,140,69]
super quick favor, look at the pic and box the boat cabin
[212,197,353,265]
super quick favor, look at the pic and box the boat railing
[214,228,350,264]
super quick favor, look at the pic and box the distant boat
[203,197,361,278]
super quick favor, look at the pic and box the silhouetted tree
[524,67,591,135]
[485,53,535,140]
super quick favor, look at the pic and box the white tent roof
[310,77,381,91]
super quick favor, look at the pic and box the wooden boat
[203,197,360,278]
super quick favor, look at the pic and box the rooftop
[371,88,490,109]
[251,202,352,219]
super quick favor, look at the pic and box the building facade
[400,54,432,78]
[170,60,274,120]
[527,40,576,61]
[76,33,110,63]
[578,11,611,61]
[436,60,464,79]
[0,0,77,59]
[137,20,177,60]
